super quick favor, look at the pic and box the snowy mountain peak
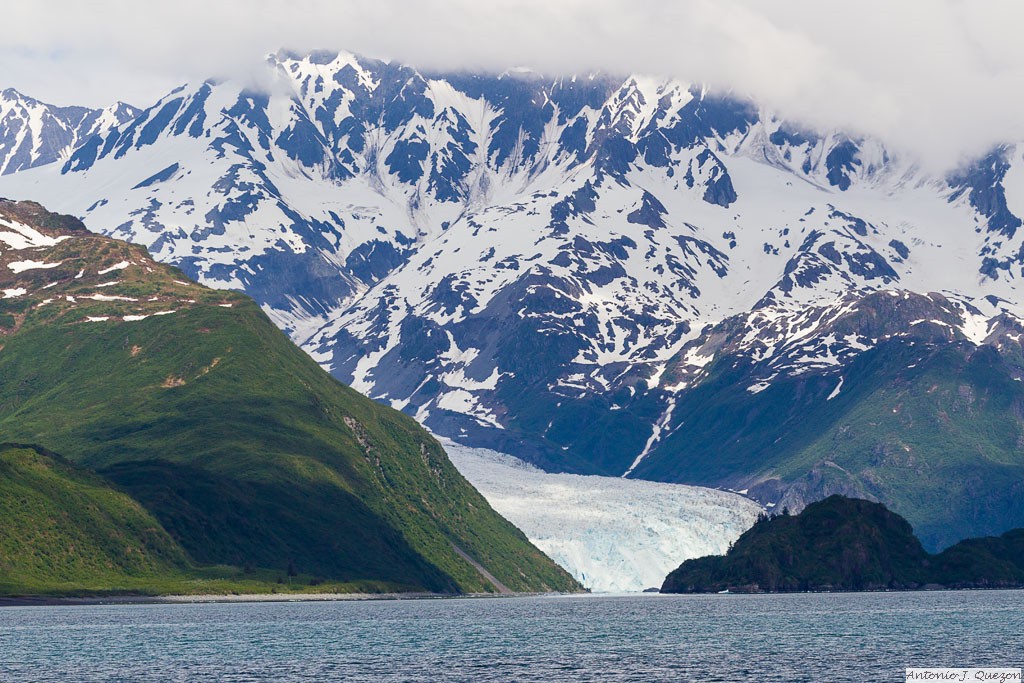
[0,90,139,176]
[0,51,1022,495]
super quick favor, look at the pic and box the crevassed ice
[441,438,762,593]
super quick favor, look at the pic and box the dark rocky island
[661,495,1024,593]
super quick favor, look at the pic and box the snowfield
[442,439,762,592]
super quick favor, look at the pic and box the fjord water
[1,592,1021,682]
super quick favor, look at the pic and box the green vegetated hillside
[0,200,580,596]
[636,320,1024,551]
[661,495,1024,593]
[0,443,190,594]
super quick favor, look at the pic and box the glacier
[442,438,762,592]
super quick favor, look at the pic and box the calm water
[0,591,1021,682]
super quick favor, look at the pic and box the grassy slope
[637,340,1024,550]
[0,203,579,595]
[0,443,187,594]
[0,445,448,597]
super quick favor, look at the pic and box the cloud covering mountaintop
[3,0,1024,171]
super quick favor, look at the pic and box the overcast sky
[4,0,1023,171]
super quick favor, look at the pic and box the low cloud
[3,0,1023,171]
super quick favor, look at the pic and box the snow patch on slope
[0,218,71,249]
[8,259,62,273]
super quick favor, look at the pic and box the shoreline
[0,590,575,608]
[4,585,1023,608]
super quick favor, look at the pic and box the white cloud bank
[3,0,1024,170]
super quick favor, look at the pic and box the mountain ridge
[0,89,139,176]
[0,50,1022,546]
[0,198,580,596]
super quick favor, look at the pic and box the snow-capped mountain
[0,89,139,176]
[1,50,1023,547]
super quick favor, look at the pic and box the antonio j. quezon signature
[907,670,1022,682]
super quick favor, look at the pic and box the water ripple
[0,592,1021,681]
